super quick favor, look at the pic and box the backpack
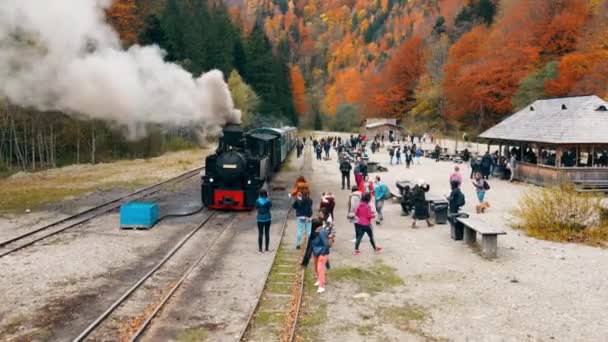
[457,191,466,207]
[483,180,491,191]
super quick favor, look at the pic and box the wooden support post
[464,227,476,246]
[481,235,498,259]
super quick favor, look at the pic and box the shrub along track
[72,211,237,341]
[0,167,203,258]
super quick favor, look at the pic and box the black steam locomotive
[201,124,296,210]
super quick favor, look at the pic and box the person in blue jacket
[255,190,272,254]
[373,175,389,225]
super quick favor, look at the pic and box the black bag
[483,180,491,190]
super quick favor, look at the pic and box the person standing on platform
[340,157,352,190]
[373,176,389,225]
[293,191,313,249]
[255,190,272,254]
[415,147,423,165]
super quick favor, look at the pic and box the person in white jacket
[347,186,362,242]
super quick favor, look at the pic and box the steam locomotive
[201,124,297,210]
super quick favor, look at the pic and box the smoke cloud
[0,0,241,139]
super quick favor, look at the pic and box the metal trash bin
[448,212,470,240]
[431,200,449,224]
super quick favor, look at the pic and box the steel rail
[0,167,203,258]
[72,210,218,342]
[129,214,238,341]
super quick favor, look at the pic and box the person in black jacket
[293,191,313,249]
[411,181,433,228]
[447,181,465,214]
[339,157,352,190]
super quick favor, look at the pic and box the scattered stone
[25,209,31,213]
[353,293,371,299]
[510,277,519,284]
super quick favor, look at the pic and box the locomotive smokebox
[221,124,244,149]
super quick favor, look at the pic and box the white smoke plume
[0,0,241,140]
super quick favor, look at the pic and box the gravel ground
[0,177,205,341]
[298,134,608,341]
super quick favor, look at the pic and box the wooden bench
[573,180,608,192]
[456,217,506,259]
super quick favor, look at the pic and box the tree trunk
[91,126,96,164]
[76,123,80,164]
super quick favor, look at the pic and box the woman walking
[353,193,382,255]
[472,172,490,213]
[255,190,272,254]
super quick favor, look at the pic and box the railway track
[0,167,203,259]
[72,211,237,342]
[240,143,311,342]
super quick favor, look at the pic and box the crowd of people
[255,132,501,294]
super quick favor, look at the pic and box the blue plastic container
[120,202,159,229]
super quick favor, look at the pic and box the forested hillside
[1,0,607,174]
[229,0,607,132]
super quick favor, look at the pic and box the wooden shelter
[479,95,608,187]
[361,118,405,139]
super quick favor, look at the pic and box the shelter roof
[479,95,608,144]
[365,122,404,129]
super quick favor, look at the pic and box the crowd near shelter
[361,118,405,140]
[478,95,608,186]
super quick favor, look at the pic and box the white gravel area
[0,180,203,340]
[302,134,608,341]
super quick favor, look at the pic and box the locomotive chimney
[220,124,244,150]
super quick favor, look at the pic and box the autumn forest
[1,0,607,172]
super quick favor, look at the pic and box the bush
[512,183,608,245]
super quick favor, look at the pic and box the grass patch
[0,314,28,337]
[0,149,206,213]
[357,324,377,336]
[255,311,285,325]
[297,268,328,342]
[331,260,405,294]
[268,272,296,283]
[512,183,608,246]
[176,326,208,342]
[378,304,428,329]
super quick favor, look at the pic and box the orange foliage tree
[368,37,426,118]
[290,65,309,116]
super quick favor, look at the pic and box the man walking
[339,156,352,190]
[373,176,389,225]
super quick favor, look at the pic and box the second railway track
[72,210,237,342]
[0,167,203,259]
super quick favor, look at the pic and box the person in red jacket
[353,193,382,255]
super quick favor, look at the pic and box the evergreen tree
[243,24,295,124]
[138,14,168,49]
[160,0,185,62]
